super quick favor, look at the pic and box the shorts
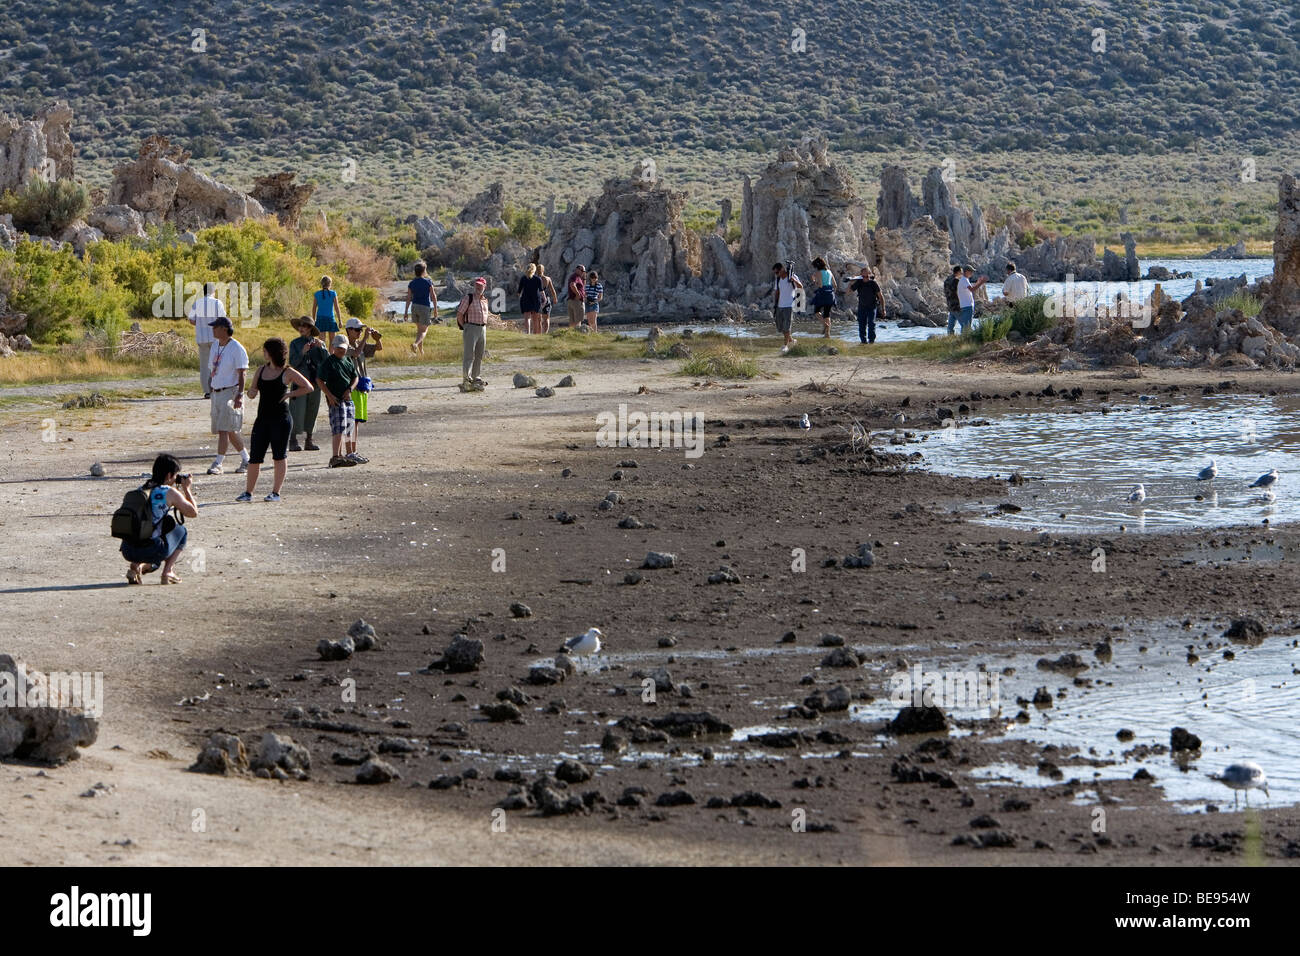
[351,389,368,423]
[567,299,584,325]
[774,307,793,334]
[120,519,187,564]
[411,303,432,326]
[329,399,355,437]
[210,387,243,434]
[585,303,599,315]
[249,410,292,464]
[315,316,339,335]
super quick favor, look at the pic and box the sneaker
[346,453,368,464]
[472,377,488,387]
[264,493,281,502]
[206,464,223,475]
[235,461,248,474]
[304,439,320,451]
[779,346,789,355]
[235,491,252,502]
[289,438,303,452]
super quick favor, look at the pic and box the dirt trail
[2,353,1298,865]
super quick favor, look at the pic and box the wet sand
[3,355,1299,865]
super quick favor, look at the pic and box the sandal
[161,573,182,585]
[126,566,142,585]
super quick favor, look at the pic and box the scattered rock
[509,602,533,619]
[556,375,575,387]
[0,655,100,764]
[356,758,400,785]
[430,634,484,673]
[642,551,676,569]
[555,759,593,784]
[1170,726,1202,752]
[886,705,948,735]
[1223,618,1267,645]
[536,386,556,398]
[481,701,523,723]
[249,732,311,779]
[387,405,408,415]
[347,620,379,651]
[512,373,537,388]
[189,732,247,775]
[707,566,740,584]
[317,636,355,661]
[820,647,862,668]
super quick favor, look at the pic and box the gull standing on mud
[1127,483,1146,503]
[1250,468,1279,489]
[1197,459,1217,480]
[561,628,603,656]
[1212,761,1269,808]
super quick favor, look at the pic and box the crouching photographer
[112,454,199,585]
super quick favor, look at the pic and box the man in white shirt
[956,266,987,333]
[1002,262,1029,302]
[770,262,803,353]
[188,283,227,398]
[205,317,250,475]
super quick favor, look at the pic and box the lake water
[920,393,1300,532]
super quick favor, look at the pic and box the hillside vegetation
[0,0,1296,161]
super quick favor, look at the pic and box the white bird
[1250,468,1279,489]
[560,628,602,656]
[1127,483,1146,503]
[1197,459,1217,481]
[799,413,811,430]
[1212,761,1269,808]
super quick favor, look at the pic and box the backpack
[111,486,155,544]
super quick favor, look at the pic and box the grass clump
[0,179,89,236]
[1220,291,1262,317]
[680,343,759,379]
[965,314,1013,344]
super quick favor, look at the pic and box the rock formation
[251,172,315,228]
[0,101,74,193]
[457,182,506,229]
[87,204,146,240]
[738,133,865,287]
[1259,175,1300,336]
[539,166,705,314]
[106,135,266,231]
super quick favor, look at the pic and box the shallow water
[850,625,1300,811]
[921,393,1300,532]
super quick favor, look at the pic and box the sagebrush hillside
[0,0,1296,161]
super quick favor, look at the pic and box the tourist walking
[120,454,198,586]
[187,282,226,398]
[519,263,545,334]
[205,316,250,475]
[566,265,587,329]
[810,257,836,338]
[288,318,324,452]
[846,266,885,344]
[406,261,437,354]
[538,264,557,333]
[584,269,604,331]
[344,317,380,463]
[1002,261,1029,302]
[317,333,358,468]
[771,262,802,353]
[312,275,344,337]
[237,337,314,502]
[457,277,493,390]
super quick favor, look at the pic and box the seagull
[1250,468,1279,489]
[1197,459,1217,481]
[1212,761,1269,808]
[560,628,602,656]
[799,414,811,430]
[1127,483,1146,503]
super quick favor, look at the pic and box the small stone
[347,619,378,651]
[555,759,592,784]
[536,386,555,398]
[386,405,408,414]
[618,516,644,529]
[623,570,643,585]
[90,462,105,477]
[509,602,533,619]
[556,375,576,387]
[317,636,354,661]
[482,701,522,722]
[513,372,537,388]
[356,759,400,784]
[643,551,676,570]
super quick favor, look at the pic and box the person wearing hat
[344,317,381,464]
[317,332,359,467]
[206,316,250,475]
[455,277,493,390]
[288,317,324,451]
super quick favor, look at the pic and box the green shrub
[504,204,547,246]
[1220,291,1262,317]
[1006,293,1056,337]
[965,313,1013,344]
[342,285,377,318]
[0,179,89,236]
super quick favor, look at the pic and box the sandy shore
[3,352,1299,865]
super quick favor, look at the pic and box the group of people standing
[770,259,886,352]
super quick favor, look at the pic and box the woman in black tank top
[239,337,314,503]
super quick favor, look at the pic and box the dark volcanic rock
[1223,618,1267,645]
[655,790,696,807]
[886,705,949,735]
[820,647,862,668]
[1170,726,1202,752]
[555,759,593,784]
[430,633,485,673]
